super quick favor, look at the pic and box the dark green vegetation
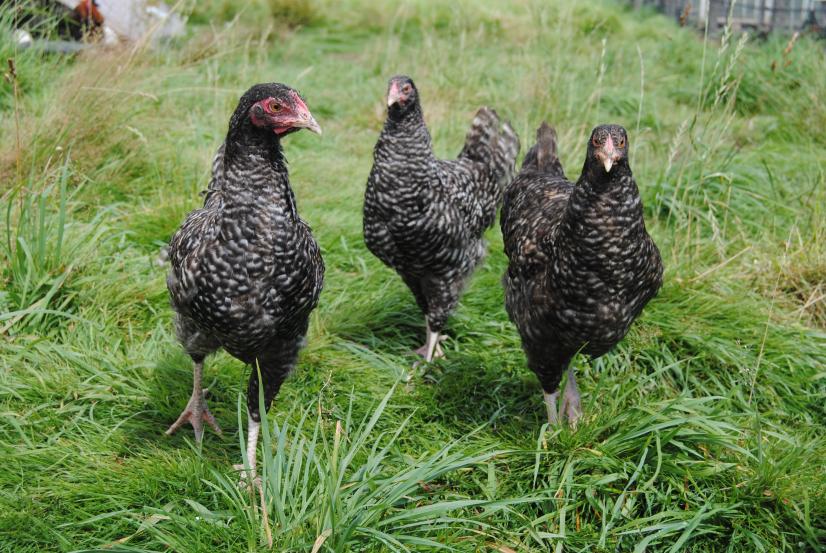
[1,1,824,551]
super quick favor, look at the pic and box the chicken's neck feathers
[213,143,299,226]
[224,117,285,166]
[554,167,646,258]
[380,105,433,160]
[373,105,437,192]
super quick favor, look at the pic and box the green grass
[1,0,824,551]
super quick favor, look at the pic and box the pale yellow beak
[298,112,322,135]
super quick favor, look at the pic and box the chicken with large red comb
[165,83,323,481]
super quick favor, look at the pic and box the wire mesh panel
[627,0,826,36]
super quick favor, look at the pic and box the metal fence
[628,0,826,36]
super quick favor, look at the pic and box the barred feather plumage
[167,83,324,422]
[501,123,663,397]
[363,76,519,336]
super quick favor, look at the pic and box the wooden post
[774,0,791,31]
[759,0,767,29]
[708,0,728,32]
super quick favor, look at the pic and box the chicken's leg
[543,390,560,425]
[414,321,445,364]
[166,360,222,442]
[234,413,262,490]
[560,368,582,426]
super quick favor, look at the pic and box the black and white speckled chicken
[363,75,520,363]
[165,83,323,478]
[501,123,663,426]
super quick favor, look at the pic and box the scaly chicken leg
[414,321,445,364]
[560,368,582,426]
[166,360,222,442]
[233,413,262,490]
[543,369,582,427]
[543,390,560,425]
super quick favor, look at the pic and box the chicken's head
[587,124,628,175]
[386,75,419,117]
[234,83,322,138]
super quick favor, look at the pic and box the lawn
[0,0,824,551]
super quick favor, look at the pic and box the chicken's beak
[387,81,403,107]
[298,112,322,135]
[289,91,322,135]
[597,135,620,173]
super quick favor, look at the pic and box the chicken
[501,123,663,426]
[165,83,324,480]
[363,75,519,363]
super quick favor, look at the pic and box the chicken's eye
[592,135,600,147]
[618,136,626,148]
[269,100,282,112]
[402,84,412,94]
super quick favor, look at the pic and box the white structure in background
[14,29,34,47]
[54,0,184,43]
[95,0,185,42]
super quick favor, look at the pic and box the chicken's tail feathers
[460,107,520,186]
[496,117,520,183]
[521,122,566,179]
